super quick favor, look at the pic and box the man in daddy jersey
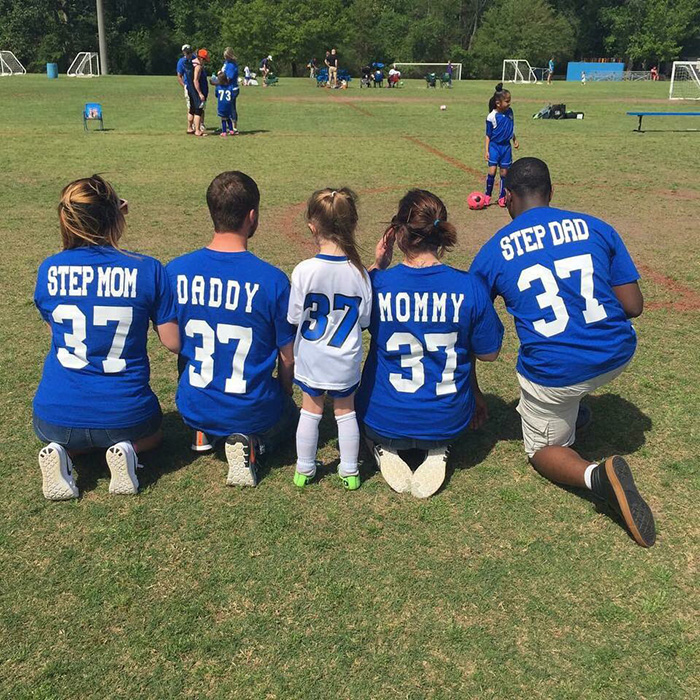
[167,171,297,487]
[470,157,656,547]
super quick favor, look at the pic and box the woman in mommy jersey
[356,189,504,498]
[33,175,180,500]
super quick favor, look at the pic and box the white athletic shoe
[39,442,78,500]
[411,447,449,499]
[374,444,412,494]
[106,441,140,495]
[225,434,258,487]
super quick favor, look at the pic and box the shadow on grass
[534,393,653,542]
[71,411,199,495]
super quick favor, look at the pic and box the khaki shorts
[517,361,630,457]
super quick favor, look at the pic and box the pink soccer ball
[468,191,486,210]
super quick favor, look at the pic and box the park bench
[627,111,700,132]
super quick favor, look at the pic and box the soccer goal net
[502,59,538,84]
[0,51,26,76]
[393,63,462,80]
[669,61,700,100]
[68,52,100,77]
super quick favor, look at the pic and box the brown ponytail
[58,174,126,250]
[386,189,457,259]
[306,187,366,277]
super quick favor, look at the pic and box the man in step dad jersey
[167,171,297,487]
[470,157,655,547]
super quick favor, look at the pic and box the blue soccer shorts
[488,142,512,168]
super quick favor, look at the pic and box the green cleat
[339,474,361,491]
[293,471,315,488]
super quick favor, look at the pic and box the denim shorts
[294,379,359,399]
[33,410,162,451]
[362,423,452,451]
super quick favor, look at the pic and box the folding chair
[83,103,104,131]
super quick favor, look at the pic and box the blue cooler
[47,63,58,79]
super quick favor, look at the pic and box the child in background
[287,188,372,490]
[214,72,238,136]
[581,70,587,86]
[484,82,519,207]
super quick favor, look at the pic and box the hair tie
[331,190,337,199]
[433,219,440,227]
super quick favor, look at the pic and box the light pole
[96,0,108,75]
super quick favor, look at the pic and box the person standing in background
[177,45,195,134]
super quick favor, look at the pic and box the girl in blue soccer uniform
[357,190,504,498]
[33,176,180,500]
[484,83,519,207]
[213,72,237,136]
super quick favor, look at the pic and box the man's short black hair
[506,157,552,198]
[206,171,260,232]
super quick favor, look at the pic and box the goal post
[393,63,462,80]
[68,52,100,77]
[669,61,700,100]
[0,51,26,76]
[502,59,538,84]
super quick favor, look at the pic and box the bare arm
[277,341,294,395]
[475,349,500,362]
[177,74,185,88]
[156,321,181,354]
[613,281,643,318]
[484,134,490,161]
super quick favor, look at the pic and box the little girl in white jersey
[287,188,372,490]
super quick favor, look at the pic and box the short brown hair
[58,174,126,250]
[388,189,457,258]
[206,171,260,232]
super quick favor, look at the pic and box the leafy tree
[469,0,575,78]
[601,0,700,65]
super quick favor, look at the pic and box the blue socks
[485,174,495,196]
[499,175,506,200]
[220,119,228,134]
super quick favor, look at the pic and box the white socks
[296,409,322,475]
[583,463,598,490]
[295,410,360,478]
[336,411,360,477]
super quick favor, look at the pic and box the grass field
[1,75,699,699]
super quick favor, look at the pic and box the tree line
[1,0,698,77]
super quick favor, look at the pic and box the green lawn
[0,75,698,699]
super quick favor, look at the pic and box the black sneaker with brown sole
[592,456,656,548]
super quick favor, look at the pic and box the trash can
[47,63,58,79]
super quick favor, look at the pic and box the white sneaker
[39,443,78,500]
[374,444,412,494]
[106,441,140,495]
[225,434,258,487]
[411,447,449,499]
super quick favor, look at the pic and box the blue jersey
[215,84,237,118]
[486,107,515,144]
[469,206,640,387]
[356,265,504,441]
[548,60,554,73]
[177,56,193,89]
[223,59,239,85]
[166,249,296,437]
[33,246,177,428]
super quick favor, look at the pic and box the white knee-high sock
[296,409,322,475]
[336,411,360,477]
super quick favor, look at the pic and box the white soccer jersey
[288,254,372,391]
